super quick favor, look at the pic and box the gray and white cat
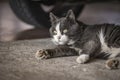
[36,10,120,66]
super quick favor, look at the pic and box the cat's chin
[56,42,66,45]
[58,42,66,45]
[51,39,67,45]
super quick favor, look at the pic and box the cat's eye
[63,29,68,33]
[53,30,57,34]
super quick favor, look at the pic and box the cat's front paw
[105,59,119,69]
[35,49,50,60]
[76,54,89,64]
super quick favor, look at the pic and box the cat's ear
[49,12,58,22]
[66,10,75,20]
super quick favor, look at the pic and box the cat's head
[49,10,81,45]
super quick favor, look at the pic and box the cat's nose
[58,36,61,39]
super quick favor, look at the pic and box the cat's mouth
[52,35,69,45]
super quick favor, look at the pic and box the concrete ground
[0,38,120,80]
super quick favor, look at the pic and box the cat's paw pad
[35,49,50,60]
[76,54,89,64]
[105,59,119,69]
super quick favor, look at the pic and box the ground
[0,38,120,80]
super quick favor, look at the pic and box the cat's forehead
[57,18,67,24]
[54,17,71,27]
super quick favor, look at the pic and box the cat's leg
[35,46,78,60]
[35,49,51,59]
[104,48,120,69]
[76,40,100,64]
[105,52,120,69]
[105,58,119,69]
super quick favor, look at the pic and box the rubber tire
[9,0,50,28]
[9,0,84,28]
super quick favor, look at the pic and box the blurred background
[0,0,120,42]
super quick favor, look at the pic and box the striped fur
[37,10,120,64]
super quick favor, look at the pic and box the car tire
[9,0,50,28]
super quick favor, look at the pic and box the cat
[35,10,120,67]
